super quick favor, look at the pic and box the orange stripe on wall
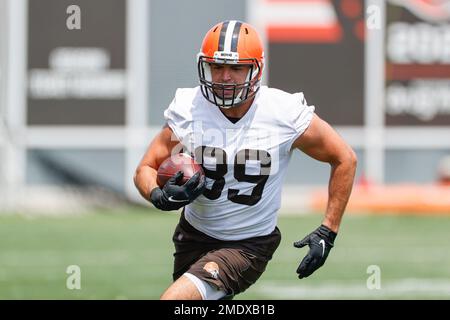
[267,24,342,43]
[311,184,450,214]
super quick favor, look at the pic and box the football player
[134,20,357,300]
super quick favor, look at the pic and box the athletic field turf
[1,207,449,299]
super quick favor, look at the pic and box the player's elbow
[133,166,144,188]
[334,145,357,172]
[346,147,358,172]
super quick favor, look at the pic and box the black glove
[150,171,205,211]
[293,224,337,279]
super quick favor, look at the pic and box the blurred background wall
[0,0,449,212]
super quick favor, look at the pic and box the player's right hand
[150,171,206,211]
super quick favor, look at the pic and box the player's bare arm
[133,125,181,200]
[292,113,357,279]
[293,113,357,232]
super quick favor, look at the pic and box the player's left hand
[150,171,205,211]
[293,225,337,279]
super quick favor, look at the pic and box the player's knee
[160,273,226,300]
[159,290,181,300]
[160,274,204,300]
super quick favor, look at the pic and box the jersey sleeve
[163,88,193,141]
[288,92,315,149]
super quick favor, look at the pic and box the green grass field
[1,207,450,299]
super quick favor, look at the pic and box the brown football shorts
[172,212,281,296]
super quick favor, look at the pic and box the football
[156,153,205,188]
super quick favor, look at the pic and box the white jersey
[164,86,314,240]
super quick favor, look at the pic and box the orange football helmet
[197,20,265,108]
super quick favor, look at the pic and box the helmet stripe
[230,21,242,53]
[218,21,229,51]
[218,20,242,53]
